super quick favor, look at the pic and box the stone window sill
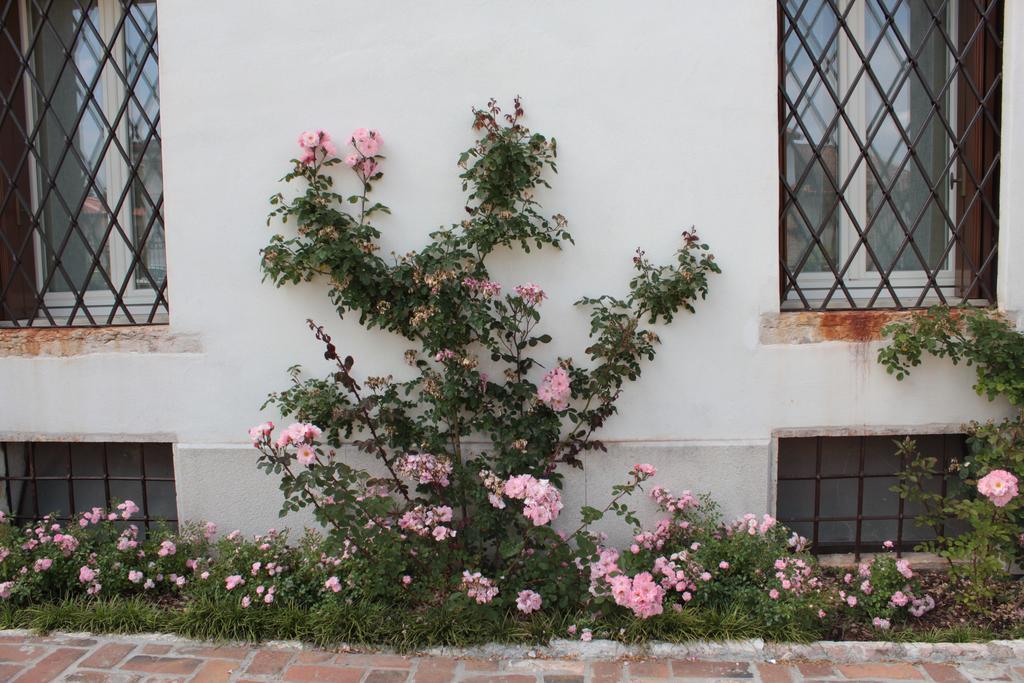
[0,325,201,357]
[760,311,923,345]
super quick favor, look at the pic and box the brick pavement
[0,632,1019,682]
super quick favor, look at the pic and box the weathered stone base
[173,441,772,545]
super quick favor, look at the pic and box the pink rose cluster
[650,486,699,515]
[297,129,336,166]
[502,474,564,526]
[977,469,1019,507]
[434,349,457,363]
[396,453,453,488]
[769,556,819,599]
[609,571,666,619]
[651,552,708,604]
[589,547,697,619]
[116,500,140,520]
[514,283,546,306]
[632,517,673,552]
[250,421,324,467]
[515,589,543,614]
[537,367,571,411]
[461,570,499,604]
[398,505,456,541]
[724,513,777,537]
[462,277,503,298]
[343,128,383,179]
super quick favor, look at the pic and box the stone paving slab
[0,631,1019,682]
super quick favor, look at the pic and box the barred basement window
[0,0,165,327]
[779,0,1001,309]
[776,434,963,558]
[0,442,177,530]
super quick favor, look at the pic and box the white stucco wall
[1,1,1019,537]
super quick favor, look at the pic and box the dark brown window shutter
[0,1,37,322]
[955,0,1002,301]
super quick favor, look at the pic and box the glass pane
[125,0,164,289]
[819,437,860,475]
[863,0,952,274]
[109,479,143,507]
[33,443,69,476]
[819,478,858,517]
[71,443,105,475]
[72,479,106,509]
[819,520,856,544]
[142,443,173,477]
[778,438,817,478]
[777,480,815,520]
[107,443,142,476]
[783,0,841,275]
[36,480,69,517]
[31,0,111,294]
[862,519,899,544]
[146,480,176,519]
[862,476,899,515]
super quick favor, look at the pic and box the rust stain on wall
[0,326,201,357]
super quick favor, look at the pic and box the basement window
[0,442,176,530]
[776,433,963,558]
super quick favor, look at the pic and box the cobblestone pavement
[0,632,1020,682]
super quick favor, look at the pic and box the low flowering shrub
[838,546,934,629]
[0,505,206,605]
[590,483,837,629]
[880,307,1024,610]
[0,493,948,643]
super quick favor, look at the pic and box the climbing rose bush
[256,98,721,612]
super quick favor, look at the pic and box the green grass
[0,599,822,649]
[0,599,1014,651]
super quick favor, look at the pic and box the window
[1,442,177,529]
[779,0,1001,309]
[776,434,963,557]
[0,0,165,327]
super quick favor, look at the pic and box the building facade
[0,1,1020,552]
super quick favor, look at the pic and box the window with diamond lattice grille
[0,0,165,327]
[779,0,1001,309]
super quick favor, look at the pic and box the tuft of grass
[7,597,167,635]
[885,625,1001,643]
[0,599,1011,650]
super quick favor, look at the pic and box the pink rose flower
[978,469,1019,507]
[295,443,316,466]
[225,575,245,591]
[633,463,656,477]
[516,589,543,614]
[78,566,95,583]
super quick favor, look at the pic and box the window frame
[778,0,1002,311]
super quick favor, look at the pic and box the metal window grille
[0,442,177,529]
[0,0,166,327]
[778,0,1001,309]
[776,434,962,558]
